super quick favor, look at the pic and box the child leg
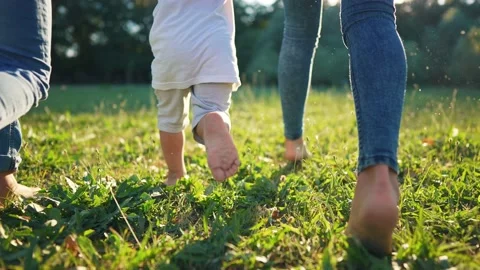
[191,83,240,182]
[155,88,190,185]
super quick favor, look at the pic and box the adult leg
[0,120,39,207]
[0,0,52,207]
[341,0,407,256]
[0,0,52,129]
[278,0,322,161]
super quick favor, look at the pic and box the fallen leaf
[65,176,79,193]
[14,215,31,222]
[10,239,23,247]
[0,223,6,238]
[38,196,61,206]
[151,191,163,198]
[422,138,435,146]
[287,216,295,223]
[64,234,80,256]
[255,256,268,263]
[45,219,58,227]
[271,207,281,219]
[27,202,45,213]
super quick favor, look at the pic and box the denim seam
[7,123,14,171]
[349,60,364,163]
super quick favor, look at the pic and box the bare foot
[197,112,240,182]
[165,170,187,186]
[346,164,400,256]
[0,172,40,209]
[285,138,311,161]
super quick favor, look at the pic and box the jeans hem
[284,132,303,141]
[0,155,18,172]
[357,155,398,174]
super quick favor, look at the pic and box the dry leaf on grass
[0,223,6,238]
[64,234,80,256]
[422,138,435,146]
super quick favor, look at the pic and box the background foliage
[51,0,480,87]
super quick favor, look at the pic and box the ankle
[167,169,187,179]
[357,164,400,202]
[285,137,304,145]
[285,138,310,161]
[358,164,396,182]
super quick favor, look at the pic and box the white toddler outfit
[149,0,240,142]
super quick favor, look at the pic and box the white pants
[154,83,233,144]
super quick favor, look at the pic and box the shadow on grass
[336,238,394,270]
[0,174,159,266]
[167,173,282,269]
[167,165,397,269]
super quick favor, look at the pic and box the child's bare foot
[165,170,187,186]
[0,172,40,208]
[197,112,240,182]
[285,138,311,161]
[346,164,400,256]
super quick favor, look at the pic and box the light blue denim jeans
[279,0,406,173]
[0,0,52,172]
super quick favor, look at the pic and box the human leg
[191,83,239,182]
[0,0,52,207]
[340,0,407,255]
[279,0,322,161]
[0,0,52,129]
[155,88,191,185]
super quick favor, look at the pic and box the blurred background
[50,0,480,88]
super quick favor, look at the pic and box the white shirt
[149,0,240,91]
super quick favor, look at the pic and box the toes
[211,158,239,182]
[229,160,240,175]
[212,168,227,182]
[225,166,237,179]
[164,178,177,186]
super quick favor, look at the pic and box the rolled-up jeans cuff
[357,155,398,175]
[0,121,22,172]
[0,153,21,172]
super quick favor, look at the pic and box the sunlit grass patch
[1,85,479,269]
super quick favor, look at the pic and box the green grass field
[0,85,479,269]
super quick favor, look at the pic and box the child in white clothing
[149,0,241,185]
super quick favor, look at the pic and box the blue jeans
[0,0,52,172]
[279,0,406,173]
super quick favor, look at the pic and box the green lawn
[1,85,479,269]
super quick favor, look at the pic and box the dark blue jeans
[0,0,52,172]
[279,0,406,173]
